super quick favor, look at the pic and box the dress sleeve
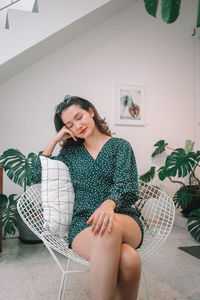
[108,140,139,209]
[29,148,68,185]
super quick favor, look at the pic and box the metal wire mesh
[17,181,175,266]
[136,181,175,261]
[17,184,89,266]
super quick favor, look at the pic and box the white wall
[0,0,197,196]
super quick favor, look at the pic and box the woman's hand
[42,126,77,156]
[87,199,116,236]
[54,126,77,144]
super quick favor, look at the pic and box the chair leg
[58,258,70,300]
[142,269,150,300]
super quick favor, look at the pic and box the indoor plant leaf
[1,194,19,239]
[173,187,193,209]
[197,0,200,27]
[152,140,168,157]
[161,0,181,24]
[0,149,37,191]
[144,0,159,17]
[158,165,169,181]
[184,140,195,155]
[188,208,200,242]
[139,166,156,183]
[165,148,196,178]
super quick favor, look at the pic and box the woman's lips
[80,128,87,134]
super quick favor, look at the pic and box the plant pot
[181,185,200,218]
[17,217,42,244]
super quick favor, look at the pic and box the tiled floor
[0,224,200,300]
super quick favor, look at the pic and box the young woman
[30,95,143,300]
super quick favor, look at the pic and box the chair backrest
[17,184,44,239]
[136,181,175,261]
[17,181,175,262]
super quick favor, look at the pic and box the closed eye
[66,123,73,128]
[76,114,83,120]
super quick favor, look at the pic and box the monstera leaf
[152,140,168,157]
[139,166,156,183]
[184,140,195,155]
[0,149,37,191]
[188,208,200,242]
[164,149,196,178]
[158,165,171,181]
[0,194,19,239]
[173,187,193,209]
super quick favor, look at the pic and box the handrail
[0,0,21,11]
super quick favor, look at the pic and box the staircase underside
[0,0,136,84]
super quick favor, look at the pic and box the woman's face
[61,104,95,139]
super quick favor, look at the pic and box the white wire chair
[17,181,175,300]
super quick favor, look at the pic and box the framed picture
[114,84,146,126]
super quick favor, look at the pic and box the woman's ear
[88,107,95,118]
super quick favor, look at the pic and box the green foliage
[0,194,19,239]
[157,165,170,181]
[173,187,193,209]
[188,208,200,242]
[140,138,200,242]
[161,0,181,24]
[197,0,200,27]
[139,166,156,183]
[0,149,37,192]
[162,149,197,178]
[185,140,195,155]
[152,140,168,157]
[144,0,158,17]
[143,0,200,27]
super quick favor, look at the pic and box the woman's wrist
[104,199,116,210]
[42,138,58,156]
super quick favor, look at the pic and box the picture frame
[114,84,146,126]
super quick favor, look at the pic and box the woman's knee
[119,243,141,280]
[93,219,122,247]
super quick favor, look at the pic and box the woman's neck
[84,129,111,148]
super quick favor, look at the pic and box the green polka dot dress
[30,137,143,248]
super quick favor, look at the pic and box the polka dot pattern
[30,137,143,247]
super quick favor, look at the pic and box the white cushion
[40,156,74,236]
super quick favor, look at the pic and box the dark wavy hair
[54,96,112,148]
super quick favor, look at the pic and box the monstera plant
[0,149,37,240]
[139,140,200,242]
[143,0,200,28]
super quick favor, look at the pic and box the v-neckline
[83,137,113,161]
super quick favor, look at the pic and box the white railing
[0,0,21,11]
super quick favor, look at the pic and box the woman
[30,95,143,300]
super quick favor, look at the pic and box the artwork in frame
[115,84,146,126]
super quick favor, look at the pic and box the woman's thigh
[71,226,94,260]
[114,213,142,249]
[71,213,142,260]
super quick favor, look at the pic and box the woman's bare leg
[71,213,142,300]
[114,214,142,300]
[115,243,141,300]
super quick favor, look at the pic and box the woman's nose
[74,121,82,131]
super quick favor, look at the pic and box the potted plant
[139,140,200,242]
[0,148,40,242]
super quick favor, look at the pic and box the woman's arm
[30,126,76,184]
[107,140,139,209]
[43,125,77,156]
